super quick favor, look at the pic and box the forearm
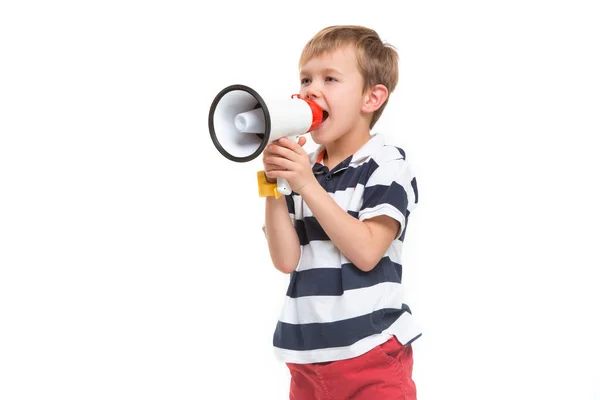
[264,195,301,274]
[299,182,383,271]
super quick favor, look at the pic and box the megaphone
[208,84,323,197]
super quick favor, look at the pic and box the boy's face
[299,45,367,144]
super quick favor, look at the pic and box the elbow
[351,255,380,272]
[354,263,378,273]
[275,264,296,274]
[272,253,301,275]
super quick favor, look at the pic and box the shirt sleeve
[358,158,418,239]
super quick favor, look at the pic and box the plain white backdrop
[1,1,599,399]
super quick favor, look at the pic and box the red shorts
[286,336,416,400]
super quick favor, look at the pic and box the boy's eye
[325,76,337,82]
[301,78,311,85]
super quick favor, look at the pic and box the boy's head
[299,25,399,132]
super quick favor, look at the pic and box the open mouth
[322,110,329,122]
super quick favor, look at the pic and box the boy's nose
[304,83,322,99]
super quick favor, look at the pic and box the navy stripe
[295,217,329,245]
[329,159,376,190]
[404,333,422,346]
[295,212,360,245]
[361,182,408,217]
[312,159,377,194]
[286,257,402,298]
[273,306,411,351]
[399,215,408,242]
[411,177,418,204]
[285,195,295,215]
[295,220,309,246]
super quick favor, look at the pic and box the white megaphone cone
[208,84,323,197]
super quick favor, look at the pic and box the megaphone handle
[275,135,299,196]
[277,178,292,196]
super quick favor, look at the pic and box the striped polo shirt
[273,133,421,364]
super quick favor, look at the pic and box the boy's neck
[322,128,372,170]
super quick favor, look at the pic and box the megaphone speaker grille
[208,84,271,163]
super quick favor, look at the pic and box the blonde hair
[299,25,399,129]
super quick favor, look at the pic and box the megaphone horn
[208,84,323,196]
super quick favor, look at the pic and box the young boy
[262,25,420,399]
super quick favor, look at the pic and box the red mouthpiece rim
[291,94,323,132]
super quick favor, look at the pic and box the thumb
[297,136,307,147]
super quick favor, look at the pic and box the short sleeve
[358,158,418,239]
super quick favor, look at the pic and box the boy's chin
[309,130,327,145]
[310,125,336,145]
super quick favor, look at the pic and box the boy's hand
[261,140,288,184]
[263,136,316,193]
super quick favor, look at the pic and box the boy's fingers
[276,138,304,155]
[267,156,294,170]
[269,141,299,159]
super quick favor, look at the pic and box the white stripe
[326,185,364,214]
[387,311,421,345]
[387,240,404,263]
[370,145,405,164]
[365,159,410,187]
[298,239,403,272]
[347,184,364,213]
[292,185,364,219]
[278,281,404,324]
[297,241,344,271]
[292,195,304,219]
[275,332,392,364]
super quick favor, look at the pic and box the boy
[262,25,420,399]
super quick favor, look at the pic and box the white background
[1,1,599,399]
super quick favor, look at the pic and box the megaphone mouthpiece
[234,108,266,133]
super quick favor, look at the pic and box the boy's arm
[264,195,300,274]
[262,137,416,273]
[299,183,398,272]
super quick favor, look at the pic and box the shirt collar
[350,133,386,166]
[310,133,387,172]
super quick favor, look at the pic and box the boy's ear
[361,84,389,114]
